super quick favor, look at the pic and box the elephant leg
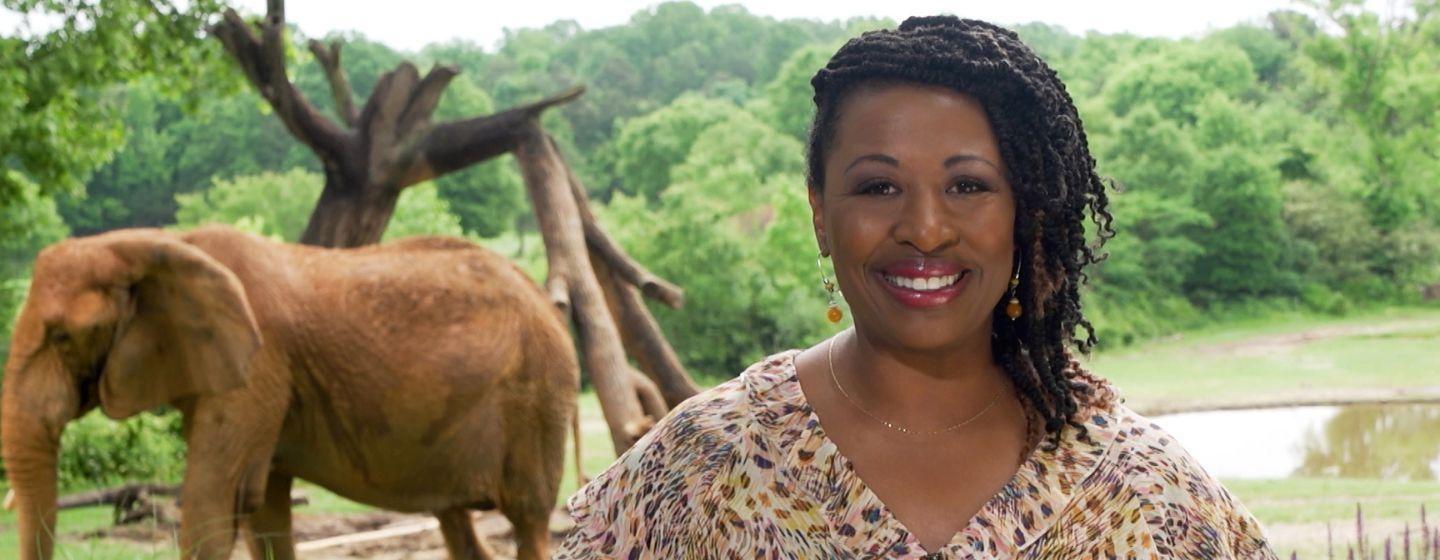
[503,408,568,560]
[176,396,286,560]
[501,456,561,560]
[177,462,245,559]
[504,502,554,560]
[245,471,295,560]
[436,507,494,560]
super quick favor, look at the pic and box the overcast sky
[1,0,1342,53]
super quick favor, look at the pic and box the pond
[1153,403,1440,480]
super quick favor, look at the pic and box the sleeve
[1129,439,1279,559]
[1217,489,1279,560]
[554,395,739,559]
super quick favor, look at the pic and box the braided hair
[808,16,1117,449]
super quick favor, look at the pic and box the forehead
[29,240,125,305]
[828,82,1004,166]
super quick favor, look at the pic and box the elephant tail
[573,403,589,490]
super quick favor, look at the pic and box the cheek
[967,201,1017,296]
[824,211,888,273]
[966,198,1017,252]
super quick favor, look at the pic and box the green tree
[477,2,863,156]
[755,44,831,141]
[1185,95,1295,299]
[0,0,229,206]
[53,83,179,234]
[1205,25,1295,88]
[175,169,463,242]
[605,107,826,377]
[56,80,322,236]
[608,94,739,200]
[1011,22,1083,62]
[1297,0,1440,233]
[0,183,70,358]
[1093,42,1296,302]
[1283,180,1386,300]
[1047,33,1164,98]
[1104,43,1256,124]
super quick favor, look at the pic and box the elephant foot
[436,507,496,560]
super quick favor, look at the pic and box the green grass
[1089,306,1440,411]
[1226,478,1440,526]
[292,482,377,515]
[1226,478,1440,558]
[0,502,175,559]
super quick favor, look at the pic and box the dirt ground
[1198,317,1440,358]
[75,506,576,559]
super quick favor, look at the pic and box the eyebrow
[843,154,899,174]
[945,154,1004,174]
[843,153,1003,175]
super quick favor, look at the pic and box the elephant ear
[98,232,262,420]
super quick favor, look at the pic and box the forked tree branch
[307,40,358,126]
[211,7,348,161]
[396,85,585,188]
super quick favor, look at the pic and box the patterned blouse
[556,350,1277,559]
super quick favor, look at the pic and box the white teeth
[884,273,960,291]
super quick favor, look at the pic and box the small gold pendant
[1005,297,1022,319]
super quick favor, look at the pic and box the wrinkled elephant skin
[0,226,578,560]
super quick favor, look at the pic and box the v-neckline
[783,349,1028,557]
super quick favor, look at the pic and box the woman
[557,16,1276,559]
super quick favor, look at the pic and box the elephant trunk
[2,403,63,560]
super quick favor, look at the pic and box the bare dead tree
[210,0,699,452]
[211,0,582,248]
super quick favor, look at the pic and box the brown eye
[950,179,989,194]
[858,180,898,195]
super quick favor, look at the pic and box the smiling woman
[557,16,1278,559]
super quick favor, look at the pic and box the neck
[835,323,1009,428]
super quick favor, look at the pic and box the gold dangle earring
[817,252,843,323]
[1005,260,1023,320]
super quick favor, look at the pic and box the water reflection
[1153,404,1440,480]
[1296,404,1440,479]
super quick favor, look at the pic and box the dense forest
[4,0,1438,391]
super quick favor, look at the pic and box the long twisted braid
[808,16,1118,449]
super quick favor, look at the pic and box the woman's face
[811,82,1016,353]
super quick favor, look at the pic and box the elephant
[1,225,579,560]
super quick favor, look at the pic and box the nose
[892,187,957,254]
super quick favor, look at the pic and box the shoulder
[1101,405,1224,499]
[556,351,800,558]
[1098,405,1276,557]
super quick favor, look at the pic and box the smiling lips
[876,259,970,309]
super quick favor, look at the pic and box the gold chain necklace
[827,331,1001,437]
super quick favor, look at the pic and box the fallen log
[27,483,310,526]
[56,483,178,510]
[51,482,309,510]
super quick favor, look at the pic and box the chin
[859,316,987,353]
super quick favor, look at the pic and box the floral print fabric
[556,350,1277,559]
